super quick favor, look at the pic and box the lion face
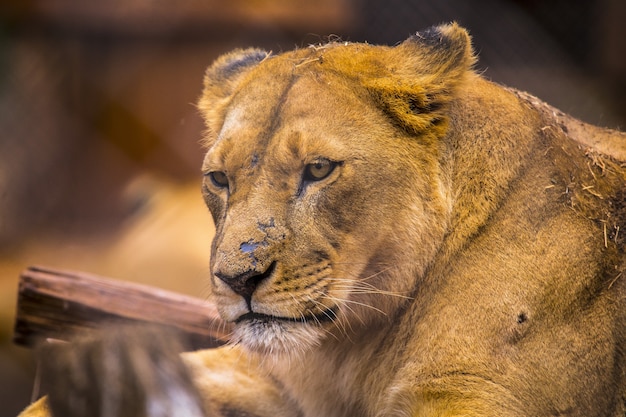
[199,24,474,355]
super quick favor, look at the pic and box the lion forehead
[210,73,383,170]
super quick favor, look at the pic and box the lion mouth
[235,308,337,325]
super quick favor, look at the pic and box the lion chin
[229,315,325,357]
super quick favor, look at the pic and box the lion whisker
[304,296,348,340]
[330,285,413,299]
[325,295,388,317]
[324,278,414,299]
[346,289,413,299]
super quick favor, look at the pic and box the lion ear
[198,48,269,141]
[400,22,475,82]
[367,23,475,139]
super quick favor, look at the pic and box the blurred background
[0,0,624,415]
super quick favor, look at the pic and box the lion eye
[303,159,337,182]
[207,171,229,189]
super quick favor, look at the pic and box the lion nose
[214,262,276,304]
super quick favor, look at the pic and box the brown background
[0,0,624,415]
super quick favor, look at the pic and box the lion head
[197,23,476,355]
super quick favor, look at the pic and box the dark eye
[207,171,229,189]
[303,159,337,182]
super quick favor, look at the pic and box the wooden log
[13,266,232,350]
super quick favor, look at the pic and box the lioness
[21,23,626,417]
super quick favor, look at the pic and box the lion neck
[264,323,393,417]
[437,77,542,261]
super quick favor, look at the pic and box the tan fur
[20,23,626,417]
